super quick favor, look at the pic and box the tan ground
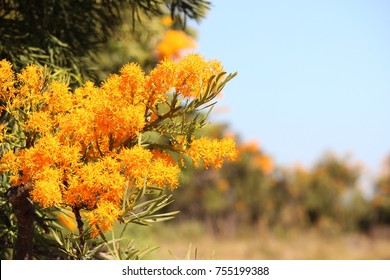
[124,222,390,260]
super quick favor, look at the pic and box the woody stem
[72,206,85,257]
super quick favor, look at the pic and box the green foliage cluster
[0,0,209,83]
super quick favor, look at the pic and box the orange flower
[156,30,196,59]
[16,64,44,108]
[175,54,223,98]
[147,53,224,100]
[146,58,177,105]
[252,155,274,174]
[85,201,121,237]
[0,150,21,183]
[119,145,153,188]
[64,156,125,209]
[187,137,237,169]
[57,212,77,231]
[45,80,73,114]
[117,62,146,105]
[31,167,64,208]
[23,111,55,135]
[149,152,180,189]
[0,59,15,100]
[161,15,174,27]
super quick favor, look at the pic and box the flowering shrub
[0,54,236,259]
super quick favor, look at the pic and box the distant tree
[373,156,390,224]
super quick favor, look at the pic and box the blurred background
[153,0,390,259]
[2,0,390,259]
[147,0,390,259]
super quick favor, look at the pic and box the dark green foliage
[0,0,211,83]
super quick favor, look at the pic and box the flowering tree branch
[0,54,237,259]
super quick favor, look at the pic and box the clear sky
[195,0,390,174]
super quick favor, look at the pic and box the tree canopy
[0,0,210,83]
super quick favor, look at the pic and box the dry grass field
[124,221,390,260]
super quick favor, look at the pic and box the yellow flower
[45,80,73,114]
[146,58,177,105]
[17,135,63,182]
[57,106,95,148]
[31,167,64,208]
[16,64,44,108]
[68,74,148,148]
[147,54,224,100]
[0,150,20,183]
[24,111,55,135]
[56,82,98,147]
[118,147,180,189]
[101,63,147,107]
[0,59,16,100]
[117,62,147,105]
[65,156,125,209]
[149,151,180,189]
[85,201,121,237]
[187,137,237,169]
[118,145,152,188]
[175,53,223,98]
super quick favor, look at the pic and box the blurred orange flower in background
[239,139,274,174]
[252,154,274,174]
[156,29,196,59]
[57,212,77,232]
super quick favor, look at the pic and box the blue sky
[195,0,390,174]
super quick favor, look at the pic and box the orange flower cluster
[148,54,223,100]
[0,60,44,110]
[118,146,180,189]
[187,137,237,169]
[0,55,236,237]
[0,60,15,98]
